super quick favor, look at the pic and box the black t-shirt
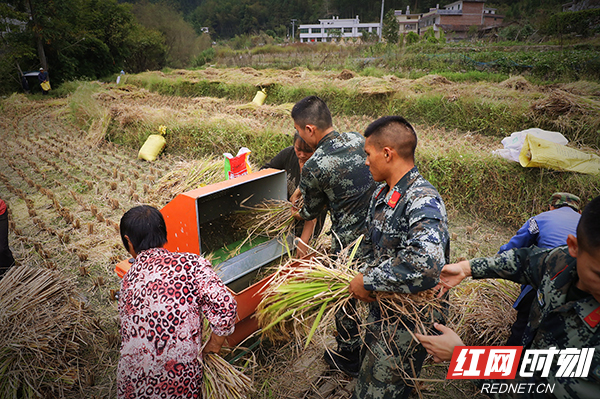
[261,146,327,238]
[261,146,300,200]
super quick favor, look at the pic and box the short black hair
[293,132,314,153]
[576,195,600,254]
[120,205,167,254]
[291,96,333,131]
[363,116,417,160]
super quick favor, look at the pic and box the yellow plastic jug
[252,88,267,106]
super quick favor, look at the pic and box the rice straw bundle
[377,289,446,337]
[149,157,224,205]
[0,266,92,398]
[256,237,362,346]
[235,197,298,240]
[448,278,520,346]
[201,353,253,399]
[256,237,445,347]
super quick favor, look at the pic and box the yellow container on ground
[138,134,166,162]
[519,134,600,175]
[252,88,267,106]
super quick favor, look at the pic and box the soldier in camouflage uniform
[291,96,376,375]
[419,195,600,398]
[348,116,450,399]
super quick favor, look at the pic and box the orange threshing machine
[116,169,292,346]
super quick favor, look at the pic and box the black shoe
[323,349,360,377]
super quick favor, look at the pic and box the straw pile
[0,266,93,398]
[149,157,224,206]
[531,90,586,116]
[448,278,520,347]
[201,353,253,399]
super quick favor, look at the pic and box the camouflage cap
[550,192,581,212]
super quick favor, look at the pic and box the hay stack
[531,90,586,116]
[337,69,356,80]
[500,76,532,91]
[0,266,93,398]
[415,74,452,86]
[448,278,520,347]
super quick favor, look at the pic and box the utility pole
[379,0,385,42]
[291,19,297,43]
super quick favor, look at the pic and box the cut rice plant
[448,278,520,347]
[257,236,448,348]
[0,265,93,399]
[149,157,224,206]
[255,237,362,347]
[201,353,254,399]
[235,197,298,240]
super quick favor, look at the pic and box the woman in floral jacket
[117,205,237,398]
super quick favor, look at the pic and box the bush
[405,31,420,45]
[192,48,216,67]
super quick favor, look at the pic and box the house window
[344,27,352,33]
[299,28,309,34]
[312,28,321,33]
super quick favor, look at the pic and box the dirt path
[0,95,515,398]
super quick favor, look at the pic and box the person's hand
[296,239,309,259]
[436,260,471,297]
[290,188,302,209]
[415,323,464,363]
[349,273,375,303]
[202,332,226,354]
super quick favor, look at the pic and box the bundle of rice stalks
[256,237,445,347]
[149,157,224,205]
[0,266,93,398]
[235,197,298,240]
[256,239,361,347]
[448,278,520,347]
[201,353,254,399]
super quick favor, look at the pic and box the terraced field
[2,88,522,398]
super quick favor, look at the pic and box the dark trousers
[505,289,535,346]
[0,211,15,277]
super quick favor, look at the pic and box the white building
[298,16,381,43]
[395,6,420,35]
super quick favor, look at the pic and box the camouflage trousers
[352,318,427,399]
[335,298,362,352]
[352,301,447,399]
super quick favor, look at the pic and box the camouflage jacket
[299,130,375,253]
[471,246,600,398]
[360,167,449,294]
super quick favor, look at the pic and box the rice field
[0,77,528,398]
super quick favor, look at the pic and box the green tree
[382,9,399,44]
[132,1,202,68]
[1,0,143,93]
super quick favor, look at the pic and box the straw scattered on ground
[0,266,94,399]
[149,157,224,206]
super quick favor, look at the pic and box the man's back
[299,130,375,252]
[500,206,581,253]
